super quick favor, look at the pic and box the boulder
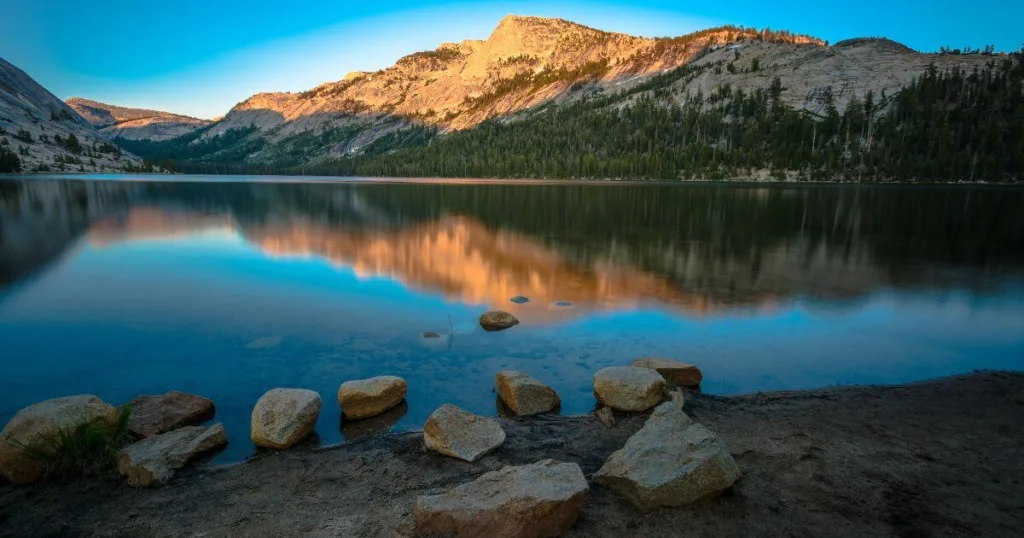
[127,391,215,439]
[250,388,322,449]
[631,357,704,388]
[495,371,560,416]
[595,407,616,429]
[338,376,407,420]
[424,404,505,462]
[593,367,665,412]
[593,400,741,511]
[479,311,519,331]
[414,459,588,538]
[116,423,227,486]
[0,395,119,484]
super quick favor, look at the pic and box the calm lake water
[2,176,1023,461]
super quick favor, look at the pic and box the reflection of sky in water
[2,200,1024,462]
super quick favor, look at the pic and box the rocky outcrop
[250,389,322,449]
[413,459,588,537]
[424,404,505,462]
[479,310,519,331]
[593,400,741,510]
[593,367,665,412]
[0,395,119,484]
[337,376,407,420]
[116,424,227,486]
[495,371,560,416]
[631,357,703,388]
[127,391,216,439]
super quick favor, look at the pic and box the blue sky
[1,0,1020,119]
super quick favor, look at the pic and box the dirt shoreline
[2,372,1023,537]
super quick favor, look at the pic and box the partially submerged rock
[338,376,407,420]
[593,366,665,412]
[510,295,530,304]
[424,404,505,462]
[631,357,704,388]
[593,400,741,511]
[250,388,322,449]
[495,371,560,416]
[479,311,519,331]
[116,424,227,486]
[127,391,215,439]
[0,395,119,484]
[421,331,442,339]
[413,459,588,538]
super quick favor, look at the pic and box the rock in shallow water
[593,400,741,511]
[338,376,407,420]
[116,424,227,486]
[510,295,530,304]
[0,395,119,484]
[250,388,322,449]
[631,357,704,388]
[495,371,560,416]
[593,366,665,412]
[424,404,505,462]
[413,459,588,538]
[479,310,519,331]
[127,391,215,439]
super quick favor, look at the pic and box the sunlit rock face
[66,98,212,141]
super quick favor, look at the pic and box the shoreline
[2,371,1022,536]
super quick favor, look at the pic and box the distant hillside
[66,98,211,141]
[0,57,145,173]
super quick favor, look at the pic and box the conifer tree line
[152,49,1024,182]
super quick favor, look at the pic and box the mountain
[100,15,1022,182]
[0,57,146,173]
[66,98,211,141]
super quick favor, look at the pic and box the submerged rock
[631,357,704,388]
[338,376,407,420]
[0,395,119,484]
[510,295,530,304]
[116,424,227,486]
[479,311,519,331]
[593,400,741,510]
[593,366,665,412]
[495,371,560,416]
[413,459,588,538]
[250,388,322,449]
[421,331,442,339]
[424,404,505,462]
[595,406,616,429]
[127,391,216,439]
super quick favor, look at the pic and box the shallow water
[2,176,1023,461]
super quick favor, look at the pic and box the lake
[2,176,1023,462]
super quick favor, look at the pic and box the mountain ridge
[66,98,212,141]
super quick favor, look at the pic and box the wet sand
[2,371,1023,537]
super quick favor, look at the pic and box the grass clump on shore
[13,405,133,481]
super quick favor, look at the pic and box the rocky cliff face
[66,98,211,141]
[206,16,823,142]
[0,58,144,172]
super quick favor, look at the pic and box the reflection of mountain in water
[3,179,1023,317]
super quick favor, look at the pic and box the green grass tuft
[12,405,133,481]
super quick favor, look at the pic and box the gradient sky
[1,0,1020,119]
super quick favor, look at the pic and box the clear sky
[1,0,1020,119]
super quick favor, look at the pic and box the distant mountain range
[1,15,1018,180]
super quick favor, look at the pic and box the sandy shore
[2,371,1022,537]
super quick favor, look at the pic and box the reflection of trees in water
[3,180,1023,309]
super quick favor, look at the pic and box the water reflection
[1,177,1023,461]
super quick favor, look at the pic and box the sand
[2,372,1022,537]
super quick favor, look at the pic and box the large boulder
[593,400,741,511]
[424,404,505,462]
[593,366,665,412]
[414,459,588,537]
[338,376,407,420]
[0,395,119,484]
[631,357,704,388]
[250,388,322,449]
[116,423,227,486]
[495,371,560,416]
[479,311,519,332]
[127,391,215,439]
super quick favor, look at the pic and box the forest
[130,48,1023,182]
